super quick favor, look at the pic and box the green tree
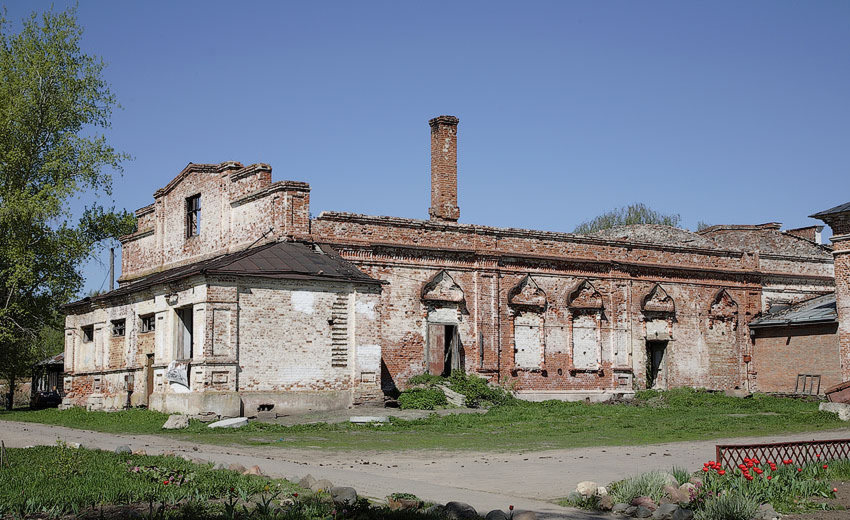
[573,203,681,234]
[0,7,134,408]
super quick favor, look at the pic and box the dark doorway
[646,341,667,389]
[176,307,193,360]
[427,324,461,377]
[145,353,155,405]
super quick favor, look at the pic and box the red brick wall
[752,323,840,393]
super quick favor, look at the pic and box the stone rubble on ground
[443,501,478,520]
[242,465,263,476]
[819,402,850,421]
[162,414,190,429]
[576,480,599,496]
[484,510,509,520]
[437,384,468,407]
[754,503,781,520]
[310,479,334,492]
[114,445,131,454]
[207,417,248,429]
[299,474,317,489]
[349,416,389,424]
[227,463,246,473]
[330,486,358,507]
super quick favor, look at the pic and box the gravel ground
[1,419,849,519]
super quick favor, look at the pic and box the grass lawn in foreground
[0,443,298,516]
[0,389,846,451]
[0,444,442,519]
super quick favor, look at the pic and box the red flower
[767,475,772,480]
[798,468,803,472]
[509,505,514,511]
[754,468,763,474]
[717,470,726,476]
[163,480,169,485]
[745,475,754,481]
[817,453,822,459]
[824,464,829,469]
[702,467,709,472]
[293,493,299,498]
[833,488,838,493]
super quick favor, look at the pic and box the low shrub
[447,371,515,408]
[559,494,600,510]
[694,493,759,520]
[407,374,445,387]
[609,471,668,503]
[397,388,448,410]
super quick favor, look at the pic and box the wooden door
[427,324,445,376]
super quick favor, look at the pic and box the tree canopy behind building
[0,7,135,408]
[573,203,681,234]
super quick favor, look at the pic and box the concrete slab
[208,417,248,429]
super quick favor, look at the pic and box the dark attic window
[81,325,94,343]
[111,319,126,337]
[186,194,201,238]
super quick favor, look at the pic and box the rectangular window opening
[140,314,156,333]
[186,194,201,238]
[111,319,126,337]
[81,325,94,343]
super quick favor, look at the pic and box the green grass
[1,389,846,451]
[0,444,447,519]
[0,442,297,516]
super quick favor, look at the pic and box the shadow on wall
[381,358,399,398]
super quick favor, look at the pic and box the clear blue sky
[6,1,850,295]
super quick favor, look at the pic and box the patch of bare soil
[784,481,850,520]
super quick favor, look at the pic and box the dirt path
[2,420,848,518]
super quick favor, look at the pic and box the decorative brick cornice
[134,204,154,217]
[119,227,154,244]
[229,163,272,182]
[230,180,311,208]
[154,161,243,198]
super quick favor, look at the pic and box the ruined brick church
[63,116,847,417]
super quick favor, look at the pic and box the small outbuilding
[749,293,839,394]
[31,353,65,408]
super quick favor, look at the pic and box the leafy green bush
[559,494,600,510]
[694,493,759,520]
[609,471,669,503]
[447,371,514,408]
[407,374,445,387]
[397,388,448,410]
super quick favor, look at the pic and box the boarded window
[186,194,201,237]
[514,312,543,369]
[140,314,155,333]
[572,314,599,369]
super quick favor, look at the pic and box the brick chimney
[429,115,460,222]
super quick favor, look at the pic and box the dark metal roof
[810,202,850,219]
[66,241,380,309]
[35,353,64,366]
[749,293,837,328]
